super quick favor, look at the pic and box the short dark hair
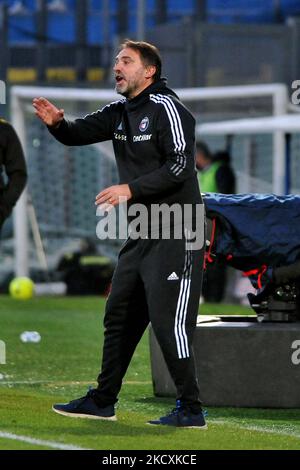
[196,141,212,160]
[120,39,162,81]
[213,150,231,164]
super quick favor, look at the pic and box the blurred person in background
[0,118,27,234]
[196,143,235,195]
[196,142,236,303]
[57,237,114,296]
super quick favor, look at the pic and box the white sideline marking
[0,431,89,450]
[211,419,300,440]
[0,380,151,385]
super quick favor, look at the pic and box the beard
[115,77,142,99]
[116,87,130,98]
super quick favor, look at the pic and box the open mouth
[115,75,125,85]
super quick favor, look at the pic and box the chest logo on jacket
[114,132,127,141]
[133,134,152,142]
[114,121,127,141]
[139,117,149,132]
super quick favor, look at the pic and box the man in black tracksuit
[0,119,27,231]
[33,40,206,428]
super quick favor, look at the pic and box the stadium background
[1,0,300,452]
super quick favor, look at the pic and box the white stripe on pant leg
[178,251,192,357]
[174,251,192,359]
[175,251,190,358]
[177,280,190,358]
[174,279,187,359]
[179,253,193,356]
[175,255,189,359]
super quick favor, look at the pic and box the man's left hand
[95,184,132,209]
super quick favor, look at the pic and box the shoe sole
[147,422,208,429]
[52,406,117,421]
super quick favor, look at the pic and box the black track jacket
[49,79,202,210]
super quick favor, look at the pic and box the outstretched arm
[33,97,114,146]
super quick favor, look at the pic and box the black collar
[125,78,170,111]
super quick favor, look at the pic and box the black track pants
[95,235,204,413]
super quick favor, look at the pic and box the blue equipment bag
[203,193,300,321]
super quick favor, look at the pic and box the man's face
[113,47,155,99]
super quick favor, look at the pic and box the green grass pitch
[0,296,300,450]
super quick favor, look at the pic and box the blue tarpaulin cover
[203,193,300,279]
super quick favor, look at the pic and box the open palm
[32,97,64,127]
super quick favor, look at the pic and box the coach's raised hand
[33,97,64,127]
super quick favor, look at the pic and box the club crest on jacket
[139,117,149,132]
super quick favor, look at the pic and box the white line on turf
[0,380,151,385]
[211,419,300,440]
[0,431,90,450]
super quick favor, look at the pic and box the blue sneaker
[52,388,116,421]
[148,401,207,429]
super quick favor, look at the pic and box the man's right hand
[32,97,64,127]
